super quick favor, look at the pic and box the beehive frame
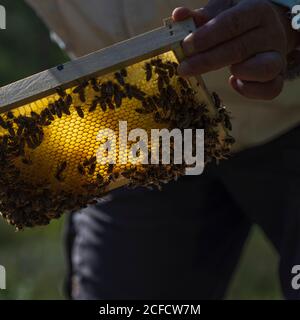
[0,18,233,229]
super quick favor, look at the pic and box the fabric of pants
[64,125,300,300]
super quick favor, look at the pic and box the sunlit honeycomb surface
[0,52,185,195]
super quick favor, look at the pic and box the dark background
[0,0,281,300]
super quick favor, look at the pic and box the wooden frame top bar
[0,18,196,112]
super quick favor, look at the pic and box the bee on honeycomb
[0,52,233,230]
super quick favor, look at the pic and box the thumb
[172,0,239,27]
[172,7,210,27]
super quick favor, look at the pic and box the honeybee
[30,111,40,120]
[172,61,179,74]
[54,101,63,118]
[39,109,48,123]
[212,92,221,110]
[178,77,189,89]
[48,103,57,116]
[110,171,120,182]
[65,94,73,106]
[146,97,157,112]
[38,129,44,142]
[100,100,107,112]
[224,117,232,131]
[78,90,86,103]
[7,122,15,137]
[120,68,127,77]
[90,78,100,92]
[223,113,232,131]
[107,163,114,174]
[114,72,125,86]
[155,68,170,85]
[44,108,55,121]
[145,62,152,81]
[17,125,24,137]
[106,81,115,96]
[0,116,8,129]
[135,108,151,115]
[124,84,133,99]
[1,134,8,148]
[89,156,97,165]
[151,58,163,68]
[83,155,97,167]
[154,111,167,123]
[165,61,176,78]
[100,82,108,98]
[75,106,85,118]
[114,85,124,108]
[18,138,26,156]
[106,99,115,110]
[88,163,96,175]
[60,99,71,116]
[157,76,164,93]
[31,133,41,148]
[6,111,14,119]
[40,119,53,127]
[73,80,88,102]
[96,173,104,185]
[114,93,123,109]
[89,98,99,112]
[131,85,146,101]
[166,85,178,103]
[77,164,85,175]
[224,135,235,145]
[56,87,66,98]
[74,80,89,93]
[55,161,67,182]
[26,136,35,149]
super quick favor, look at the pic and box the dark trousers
[65,126,300,300]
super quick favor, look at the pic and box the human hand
[173,0,299,100]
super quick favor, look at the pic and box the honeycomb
[0,51,233,229]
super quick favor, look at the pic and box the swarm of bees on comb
[0,52,234,230]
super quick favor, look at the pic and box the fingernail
[177,61,190,76]
[182,33,195,56]
[236,79,244,89]
[231,77,243,93]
